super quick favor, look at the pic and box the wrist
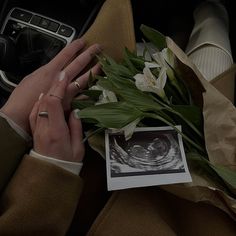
[0,110,32,142]
[0,106,30,134]
[30,150,83,175]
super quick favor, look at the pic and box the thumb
[69,109,85,162]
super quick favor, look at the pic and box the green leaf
[100,55,134,78]
[123,48,139,75]
[170,105,203,130]
[78,102,143,129]
[98,76,164,112]
[140,24,167,50]
[130,57,145,71]
[97,78,117,92]
[187,152,236,195]
[211,164,236,189]
[72,99,95,110]
[81,90,102,100]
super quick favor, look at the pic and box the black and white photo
[105,126,192,190]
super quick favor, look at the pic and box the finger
[69,109,85,162]
[66,63,101,99]
[29,96,42,133]
[48,71,69,100]
[47,94,67,129]
[48,38,86,70]
[64,44,102,81]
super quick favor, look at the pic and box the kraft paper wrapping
[161,37,236,221]
[81,0,236,220]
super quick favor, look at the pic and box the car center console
[0,0,104,107]
[0,7,76,91]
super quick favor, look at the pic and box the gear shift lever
[0,34,19,74]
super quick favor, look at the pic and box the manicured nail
[73,109,80,119]
[59,71,66,81]
[96,44,103,52]
[38,93,44,100]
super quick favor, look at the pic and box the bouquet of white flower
[73,25,236,220]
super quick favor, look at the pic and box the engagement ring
[74,81,81,90]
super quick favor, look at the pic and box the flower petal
[144,62,160,68]
[161,48,175,68]
[122,117,141,140]
[152,51,166,67]
[156,67,167,89]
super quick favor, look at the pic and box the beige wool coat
[0,116,236,236]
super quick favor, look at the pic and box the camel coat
[1,117,236,236]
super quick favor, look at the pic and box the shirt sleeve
[0,111,32,142]
[29,150,83,175]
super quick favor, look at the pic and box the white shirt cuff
[29,150,83,175]
[0,111,32,142]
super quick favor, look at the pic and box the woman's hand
[1,38,101,134]
[29,73,84,162]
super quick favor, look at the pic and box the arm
[0,116,29,191]
[0,71,86,235]
[0,38,101,191]
[0,155,83,236]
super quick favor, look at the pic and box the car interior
[0,0,235,107]
[0,1,235,235]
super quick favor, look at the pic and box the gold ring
[74,81,81,90]
[38,111,49,118]
[49,94,63,100]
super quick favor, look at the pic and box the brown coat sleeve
[0,117,29,192]
[0,155,83,236]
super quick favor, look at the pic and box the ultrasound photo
[105,126,192,191]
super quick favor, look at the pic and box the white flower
[152,51,166,67]
[122,117,141,140]
[90,85,117,105]
[110,117,141,141]
[162,48,175,68]
[144,61,160,68]
[134,65,167,99]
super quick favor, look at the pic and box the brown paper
[162,37,236,220]
[210,65,236,105]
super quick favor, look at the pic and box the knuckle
[29,112,34,122]
[61,51,72,61]
[74,57,84,67]
[45,95,58,107]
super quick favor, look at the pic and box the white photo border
[105,125,192,191]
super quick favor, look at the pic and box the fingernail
[73,109,80,119]
[59,71,66,81]
[38,93,44,100]
[96,44,103,52]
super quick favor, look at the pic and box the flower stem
[145,113,205,153]
[165,108,204,139]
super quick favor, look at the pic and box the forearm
[0,155,83,236]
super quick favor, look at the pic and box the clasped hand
[1,38,102,162]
